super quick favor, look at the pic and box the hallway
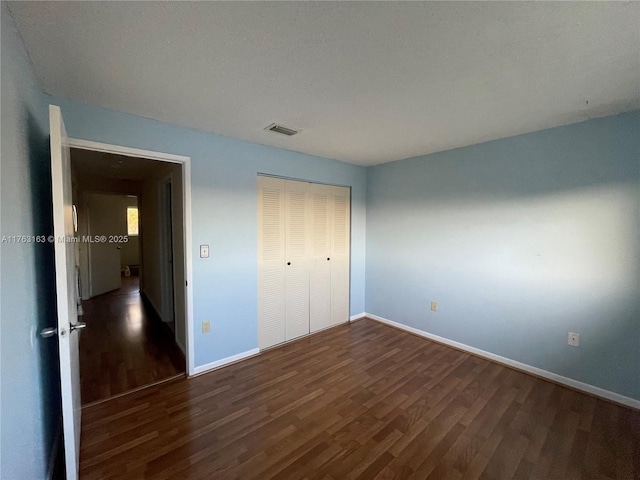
[79,276,185,405]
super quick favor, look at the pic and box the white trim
[350,312,366,322]
[67,138,189,164]
[183,156,195,376]
[366,313,640,410]
[192,348,260,375]
[68,136,195,376]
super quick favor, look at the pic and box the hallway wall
[140,162,187,352]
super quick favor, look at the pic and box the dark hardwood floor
[79,318,639,479]
[79,276,185,405]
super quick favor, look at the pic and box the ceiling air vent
[265,123,298,136]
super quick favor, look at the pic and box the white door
[87,193,123,296]
[309,183,332,332]
[257,176,286,348]
[284,180,311,340]
[330,185,351,325]
[49,105,83,479]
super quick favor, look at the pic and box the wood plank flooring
[79,318,639,479]
[79,276,185,405]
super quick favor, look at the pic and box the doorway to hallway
[71,147,189,405]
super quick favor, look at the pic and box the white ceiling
[8,2,640,166]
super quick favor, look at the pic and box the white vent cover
[265,123,298,136]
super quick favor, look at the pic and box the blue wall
[46,96,368,368]
[366,111,640,400]
[0,4,60,479]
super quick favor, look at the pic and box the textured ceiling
[8,2,640,166]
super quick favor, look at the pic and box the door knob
[70,321,87,332]
[40,327,57,338]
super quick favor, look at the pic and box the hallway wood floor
[79,318,639,479]
[79,276,185,405]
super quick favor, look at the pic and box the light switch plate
[200,244,209,258]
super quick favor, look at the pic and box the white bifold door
[258,176,350,349]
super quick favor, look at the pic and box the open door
[49,105,84,479]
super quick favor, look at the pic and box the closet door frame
[257,174,351,350]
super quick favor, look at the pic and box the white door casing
[50,105,82,479]
[65,137,195,376]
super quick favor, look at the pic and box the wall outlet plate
[430,301,438,312]
[568,332,580,347]
[200,244,210,258]
[202,321,211,333]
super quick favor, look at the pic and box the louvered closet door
[309,183,332,333]
[329,185,351,326]
[257,176,286,349]
[284,180,311,341]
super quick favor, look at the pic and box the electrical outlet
[430,301,438,312]
[568,332,579,347]
[202,321,210,333]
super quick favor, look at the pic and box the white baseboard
[350,312,366,322]
[192,348,260,375]
[365,312,640,410]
